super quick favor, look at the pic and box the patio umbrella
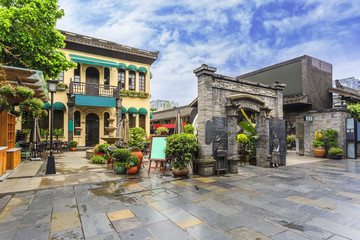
[121,117,130,143]
[29,118,41,160]
[174,108,184,134]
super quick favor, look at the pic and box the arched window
[54,110,64,131]
[118,69,125,89]
[104,112,109,135]
[139,114,145,129]
[74,63,80,87]
[139,73,145,92]
[74,111,81,135]
[104,67,110,89]
[129,71,135,90]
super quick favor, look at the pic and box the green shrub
[165,133,198,170]
[328,147,344,155]
[128,127,147,150]
[237,133,249,144]
[286,135,296,145]
[90,155,106,164]
[112,148,131,162]
[184,124,195,134]
[155,127,169,136]
[69,140,78,148]
[127,155,139,167]
[94,143,110,155]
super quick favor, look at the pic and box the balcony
[69,80,120,98]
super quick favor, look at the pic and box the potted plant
[0,84,34,104]
[313,130,326,157]
[237,133,249,156]
[155,127,169,136]
[165,133,198,176]
[53,128,63,140]
[90,154,106,164]
[328,147,344,159]
[69,140,78,151]
[57,82,68,91]
[128,127,147,170]
[286,135,296,149]
[126,155,139,174]
[112,148,131,174]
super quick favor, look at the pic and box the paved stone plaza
[1,154,360,239]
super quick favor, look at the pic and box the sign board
[149,136,167,160]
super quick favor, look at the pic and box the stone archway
[226,94,272,167]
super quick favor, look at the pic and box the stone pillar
[194,64,216,159]
[67,93,75,141]
[256,112,270,167]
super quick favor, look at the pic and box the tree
[0,0,76,80]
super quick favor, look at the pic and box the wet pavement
[0,152,360,239]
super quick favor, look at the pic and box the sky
[57,0,360,106]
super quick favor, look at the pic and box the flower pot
[114,164,126,174]
[330,154,343,160]
[172,167,189,177]
[313,148,326,158]
[70,147,76,151]
[7,95,27,104]
[57,87,66,91]
[131,150,143,172]
[127,166,138,175]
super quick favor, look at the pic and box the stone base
[86,149,94,159]
[197,158,216,176]
[227,156,239,173]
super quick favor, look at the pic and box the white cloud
[56,0,360,105]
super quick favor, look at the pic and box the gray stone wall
[285,109,349,156]
[194,64,285,167]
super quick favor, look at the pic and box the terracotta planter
[131,150,143,172]
[172,167,189,177]
[70,147,76,151]
[313,148,326,158]
[329,154,343,160]
[127,166,138,175]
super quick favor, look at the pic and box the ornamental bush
[94,143,110,155]
[184,124,195,134]
[165,133,198,170]
[90,154,106,164]
[112,148,131,162]
[328,147,344,156]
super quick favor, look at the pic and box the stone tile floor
[0,154,360,239]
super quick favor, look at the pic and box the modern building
[237,55,349,156]
[150,99,179,111]
[38,30,158,146]
[332,77,360,107]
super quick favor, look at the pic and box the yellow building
[40,30,158,146]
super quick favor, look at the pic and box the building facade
[40,30,158,146]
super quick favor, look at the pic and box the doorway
[86,67,99,96]
[86,113,99,146]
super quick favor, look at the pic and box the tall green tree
[0,0,76,80]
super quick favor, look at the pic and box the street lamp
[132,113,136,128]
[46,80,58,174]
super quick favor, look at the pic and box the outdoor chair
[62,141,69,152]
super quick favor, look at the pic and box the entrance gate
[86,113,99,146]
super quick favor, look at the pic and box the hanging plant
[19,98,44,118]
[0,84,34,102]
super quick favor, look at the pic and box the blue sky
[57,0,360,106]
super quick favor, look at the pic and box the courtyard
[0,152,359,239]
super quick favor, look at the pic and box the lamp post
[132,113,136,128]
[46,80,58,174]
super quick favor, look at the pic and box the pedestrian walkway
[1,151,360,239]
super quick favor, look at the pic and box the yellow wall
[46,49,152,146]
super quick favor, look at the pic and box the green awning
[70,54,119,68]
[127,65,138,71]
[118,63,127,69]
[150,112,153,119]
[138,67,148,73]
[53,102,66,111]
[128,107,138,114]
[43,102,51,109]
[150,72,153,79]
[138,108,148,115]
[122,107,127,113]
